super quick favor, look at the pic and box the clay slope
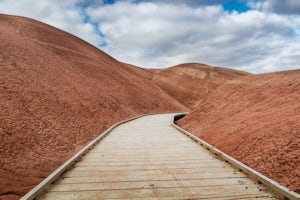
[123,63,155,81]
[178,70,300,193]
[0,14,186,199]
[148,63,250,109]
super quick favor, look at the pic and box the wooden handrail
[21,115,145,200]
[172,113,300,200]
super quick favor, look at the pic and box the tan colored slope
[0,14,186,200]
[149,63,250,109]
[177,69,300,193]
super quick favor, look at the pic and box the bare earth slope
[0,15,186,199]
[123,63,155,81]
[150,63,250,109]
[178,70,300,193]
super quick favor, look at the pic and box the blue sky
[100,0,252,12]
[222,1,250,12]
[0,0,300,73]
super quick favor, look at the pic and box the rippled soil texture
[0,15,186,199]
[178,70,300,193]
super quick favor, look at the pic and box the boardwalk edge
[20,115,145,200]
[172,113,300,200]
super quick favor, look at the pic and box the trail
[23,114,278,199]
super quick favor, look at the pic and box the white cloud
[249,0,300,15]
[0,0,103,46]
[0,0,299,73]
[87,1,300,73]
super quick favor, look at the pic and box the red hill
[178,69,300,193]
[0,14,186,199]
[149,63,250,109]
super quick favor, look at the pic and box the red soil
[178,70,300,193]
[123,63,155,81]
[0,15,186,199]
[149,63,249,109]
[2,13,298,199]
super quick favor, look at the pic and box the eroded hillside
[149,63,250,109]
[0,14,186,199]
[178,70,300,193]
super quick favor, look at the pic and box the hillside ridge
[0,14,186,199]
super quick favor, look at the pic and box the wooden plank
[92,196,276,200]
[60,172,247,183]
[58,175,250,184]
[73,161,221,167]
[40,185,273,199]
[73,162,229,169]
[91,145,199,149]
[48,179,265,192]
[82,156,215,160]
[84,154,215,158]
[63,168,238,177]
[49,178,264,192]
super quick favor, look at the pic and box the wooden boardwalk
[38,114,277,199]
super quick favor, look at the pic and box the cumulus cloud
[87,1,300,73]
[0,0,299,73]
[0,0,103,46]
[249,0,300,15]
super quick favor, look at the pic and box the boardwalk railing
[21,115,144,200]
[172,113,300,200]
[21,113,299,200]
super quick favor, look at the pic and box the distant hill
[0,14,186,199]
[177,69,300,193]
[146,63,250,109]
